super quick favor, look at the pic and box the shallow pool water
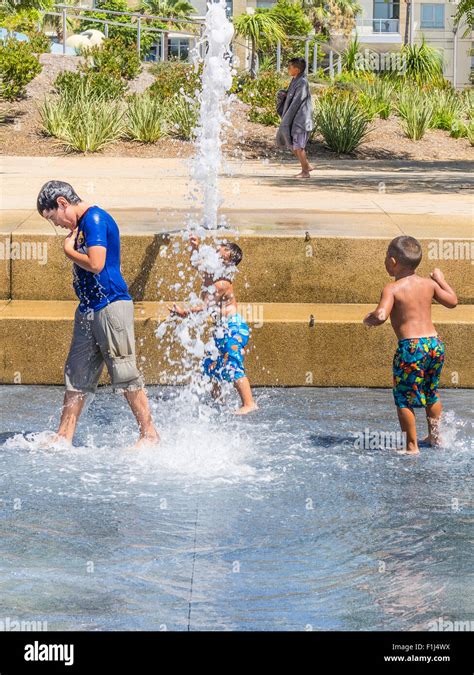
[0,386,472,631]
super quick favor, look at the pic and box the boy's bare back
[365,267,457,340]
[384,275,438,340]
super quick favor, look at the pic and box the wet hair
[222,242,243,266]
[288,57,306,74]
[387,236,422,269]
[37,180,82,215]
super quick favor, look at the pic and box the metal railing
[355,18,400,34]
[275,37,343,79]
[26,3,344,76]
[40,3,204,58]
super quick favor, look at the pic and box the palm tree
[301,0,361,36]
[454,0,474,36]
[140,0,196,25]
[140,0,196,61]
[234,11,286,78]
[44,0,79,42]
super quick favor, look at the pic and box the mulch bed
[1,53,473,161]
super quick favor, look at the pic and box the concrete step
[2,228,473,304]
[1,301,472,387]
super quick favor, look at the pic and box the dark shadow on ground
[251,175,474,194]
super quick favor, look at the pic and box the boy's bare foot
[424,434,443,447]
[397,448,420,455]
[295,171,311,179]
[397,441,420,455]
[233,404,259,415]
[134,431,160,449]
[38,432,71,449]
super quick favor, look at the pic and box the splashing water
[191,0,234,230]
[154,2,240,409]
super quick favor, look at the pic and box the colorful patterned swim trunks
[203,314,250,382]
[392,336,445,409]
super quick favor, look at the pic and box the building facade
[354,0,472,87]
[89,0,472,86]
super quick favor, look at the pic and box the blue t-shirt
[73,205,131,313]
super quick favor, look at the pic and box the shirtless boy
[363,236,457,454]
[170,235,258,415]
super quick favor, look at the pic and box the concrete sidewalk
[1,156,473,223]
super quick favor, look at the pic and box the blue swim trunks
[392,336,445,409]
[203,314,250,382]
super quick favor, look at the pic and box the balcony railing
[356,18,400,34]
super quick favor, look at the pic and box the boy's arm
[63,228,106,274]
[431,268,458,308]
[169,280,230,318]
[363,285,394,327]
[189,234,200,265]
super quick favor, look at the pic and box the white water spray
[191,0,234,230]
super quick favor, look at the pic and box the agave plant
[466,122,474,146]
[315,90,371,153]
[39,96,71,139]
[357,78,395,119]
[39,91,125,151]
[429,88,464,131]
[165,93,198,140]
[397,88,433,140]
[63,98,125,152]
[126,92,167,142]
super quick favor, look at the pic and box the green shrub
[396,90,433,140]
[249,106,280,126]
[126,92,167,142]
[237,69,288,107]
[400,39,443,85]
[315,91,371,153]
[466,122,474,146]
[40,94,124,152]
[27,31,50,54]
[54,70,127,101]
[461,88,474,121]
[0,38,42,100]
[307,68,330,84]
[234,69,288,127]
[429,88,463,130]
[65,98,124,152]
[357,78,395,119]
[148,61,202,102]
[449,119,467,139]
[165,94,198,141]
[0,7,42,34]
[39,95,71,138]
[80,36,141,81]
[79,0,159,58]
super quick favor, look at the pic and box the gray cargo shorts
[65,300,144,394]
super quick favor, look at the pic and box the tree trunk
[404,0,410,45]
[250,39,257,79]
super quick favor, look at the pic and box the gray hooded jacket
[276,74,313,149]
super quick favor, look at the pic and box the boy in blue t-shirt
[37,180,159,448]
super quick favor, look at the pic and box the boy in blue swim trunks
[363,236,457,454]
[170,235,258,415]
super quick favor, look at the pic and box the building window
[257,0,276,7]
[373,1,400,33]
[420,4,445,29]
[168,37,190,61]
